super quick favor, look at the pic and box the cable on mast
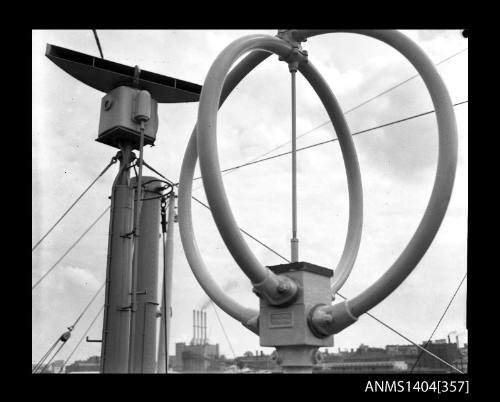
[33,283,105,373]
[59,305,104,373]
[92,29,104,59]
[32,155,117,252]
[410,272,467,372]
[32,207,110,290]
[189,101,467,181]
[187,47,468,184]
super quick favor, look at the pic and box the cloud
[417,30,457,42]
[198,278,241,310]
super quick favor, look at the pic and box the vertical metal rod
[157,192,176,372]
[290,70,299,262]
[128,124,146,372]
[157,245,167,373]
[165,193,176,369]
[157,198,168,373]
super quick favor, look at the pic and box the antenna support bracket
[277,29,308,72]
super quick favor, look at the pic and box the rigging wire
[32,338,59,373]
[34,284,105,373]
[190,187,463,372]
[92,29,104,59]
[190,196,289,261]
[340,294,465,374]
[360,307,464,374]
[70,282,106,330]
[187,47,468,190]
[217,47,468,169]
[59,305,104,373]
[39,341,67,373]
[32,156,117,252]
[409,272,468,373]
[190,100,468,182]
[136,166,467,373]
[210,302,236,359]
[143,160,174,184]
[160,197,170,372]
[32,207,110,290]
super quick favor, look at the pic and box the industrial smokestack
[201,311,204,344]
[192,310,195,345]
[456,335,459,348]
[196,310,200,345]
[194,310,198,345]
[200,310,204,344]
[204,311,207,344]
[447,335,451,344]
[198,311,203,345]
[199,310,202,345]
[203,311,207,344]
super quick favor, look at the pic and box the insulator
[60,331,72,343]
[133,90,152,122]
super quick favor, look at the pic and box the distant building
[319,360,408,373]
[319,341,461,373]
[65,355,100,373]
[35,359,65,373]
[386,344,419,355]
[174,342,220,372]
[49,359,65,373]
[235,351,280,372]
[454,355,468,373]
[413,341,461,372]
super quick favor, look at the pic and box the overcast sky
[32,29,468,364]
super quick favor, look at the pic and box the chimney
[456,335,459,348]
[196,310,200,345]
[447,335,451,344]
[198,310,202,345]
[199,310,203,345]
[192,310,195,345]
[203,311,207,344]
[195,310,200,345]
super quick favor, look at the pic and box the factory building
[173,310,221,372]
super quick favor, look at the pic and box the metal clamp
[133,65,141,88]
[120,230,136,239]
[276,29,309,72]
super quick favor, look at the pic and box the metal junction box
[259,262,334,347]
[97,86,159,150]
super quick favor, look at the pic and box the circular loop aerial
[178,29,458,337]
[178,34,363,330]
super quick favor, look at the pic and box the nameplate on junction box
[270,311,294,328]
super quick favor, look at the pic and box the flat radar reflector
[45,44,202,103]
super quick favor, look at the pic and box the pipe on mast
[100,145,135,373]
[130,176,162,373]
[157,191,176,373]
